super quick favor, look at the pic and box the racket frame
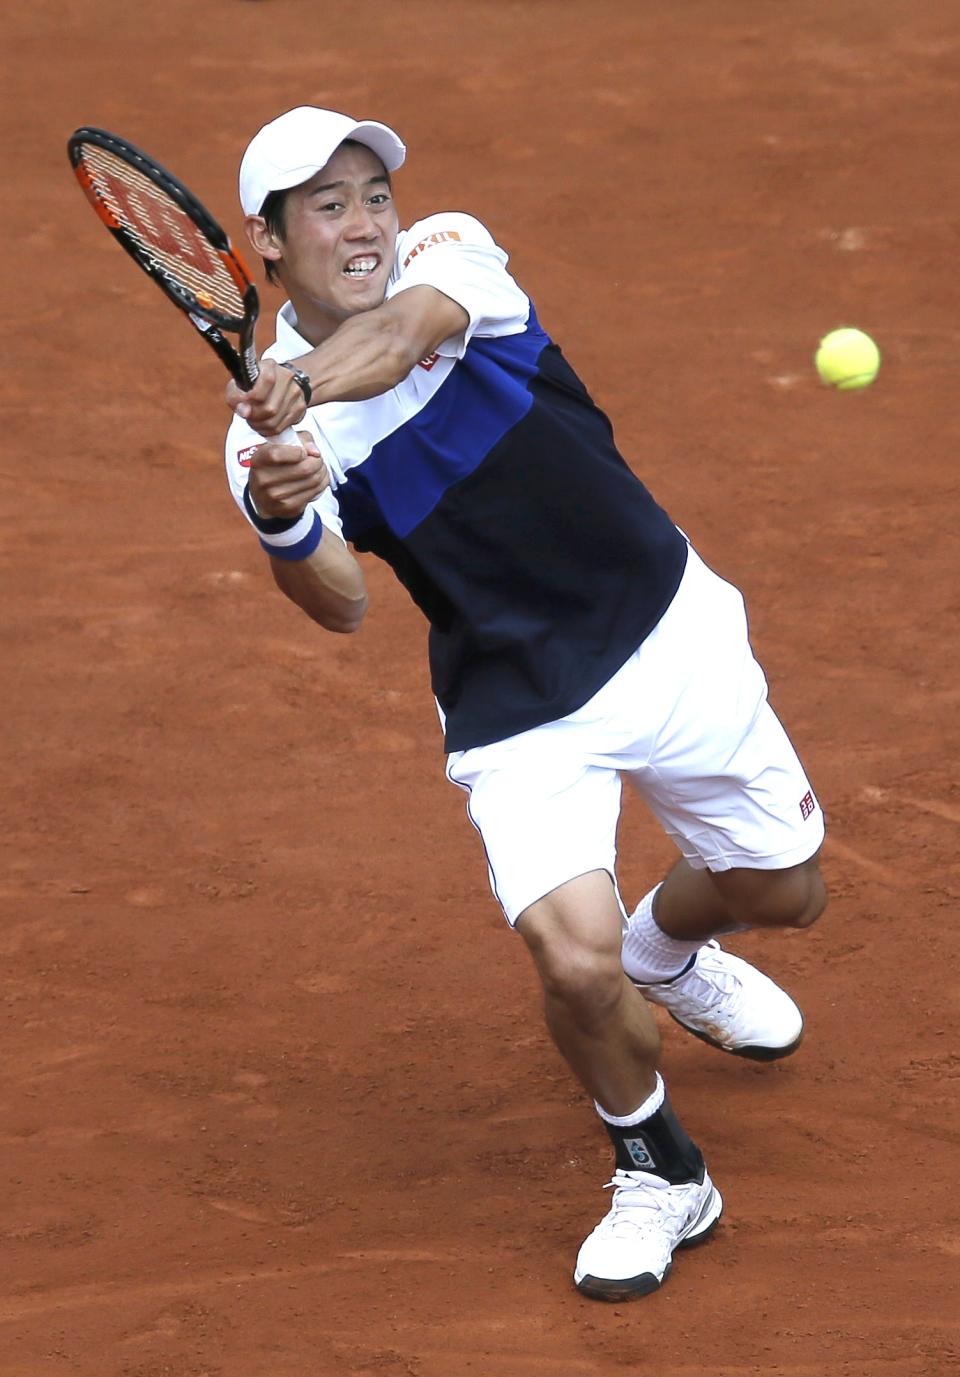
[67,126,260,388]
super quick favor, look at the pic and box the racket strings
[78,143,246,323]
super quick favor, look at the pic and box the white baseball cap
[239,106,407,216]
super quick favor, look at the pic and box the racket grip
[244,356,304,448]
[250,422,302,447]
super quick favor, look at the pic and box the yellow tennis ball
[815,327,881,390]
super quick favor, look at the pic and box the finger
[227,381,253,419]
[251,477,329,516]
[249,405,304,436]
[249,442,308,469]
[250,450,325,486]
[253,446,326,484]
[296,430,320,454]
[250,492,317,520]
[232,367,279,417]
[280,470,330,499]
[251,360,280,396]
[255,473,328,506]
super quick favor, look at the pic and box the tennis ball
[815,327,881,390]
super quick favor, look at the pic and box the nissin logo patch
[403,229,462,268]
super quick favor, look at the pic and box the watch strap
[278,360,313,407]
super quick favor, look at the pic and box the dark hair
[256,140,391,287]
[259,188,289,285]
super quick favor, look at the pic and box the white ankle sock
[595,1072,665,1126]
[622,883,703,984]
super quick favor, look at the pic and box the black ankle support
[604,1094,705,1184]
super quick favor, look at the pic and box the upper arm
[376,284,469,368]
[388,213,530,357]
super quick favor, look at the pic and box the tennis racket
[67,126,298,445]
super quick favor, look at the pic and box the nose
[344,200,377,239]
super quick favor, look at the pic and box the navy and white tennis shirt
[225,213,687,753]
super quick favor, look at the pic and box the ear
[244,214,282,265]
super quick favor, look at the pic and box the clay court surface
[4,0,960,1372]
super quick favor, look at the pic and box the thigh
[446,728,623,927]
[626,548,825,871]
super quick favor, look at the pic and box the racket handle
[244,356,303,448]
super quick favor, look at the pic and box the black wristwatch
[278,360,313,407]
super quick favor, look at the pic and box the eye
[368,192,391,206]
[320,200,344,213]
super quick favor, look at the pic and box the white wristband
[256,507,316,548]
[257,509,323,561]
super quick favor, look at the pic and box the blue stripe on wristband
[259,513,324,561]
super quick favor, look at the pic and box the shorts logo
[623,1135,657,1170]
[799,790,816,821]
[403,228,462,268]
[236,443,261,468]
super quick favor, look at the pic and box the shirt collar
[275,301,311,360]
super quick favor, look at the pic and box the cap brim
[263,121,405,195]
[347,120,406,173]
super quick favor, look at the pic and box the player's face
[268,143,398,342]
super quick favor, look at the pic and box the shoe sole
[669,1012,804,1061]
[574,1183,723,1302]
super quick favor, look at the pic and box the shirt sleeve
[224,416,345,541]
[388,213,530,358]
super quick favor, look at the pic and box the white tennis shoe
[636,940,804,1060]
[574,1168,722,1300]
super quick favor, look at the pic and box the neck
[285,293,343,348]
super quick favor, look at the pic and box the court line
[821,835,904,888]
[0,1252,469,1323]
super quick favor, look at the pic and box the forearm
[268,531,367,634]
[227,289,468,433]
[299,307,421,402]
[296,287,468,403]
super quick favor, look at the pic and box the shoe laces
[597,1170,690,1238]
[675,940,742,1009]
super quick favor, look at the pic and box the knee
[518,873,627,1019]
[522,919,661,1058]
[790,873,827,929]
[537,941,624,1021]
[784,856,828,928]
[542,948,660,1056]
[745,857,828,930]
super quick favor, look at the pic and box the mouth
[342,254,381,280]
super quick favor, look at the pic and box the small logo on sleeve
[418,352,441,371]
[236,443,261,468]
[799,790,816,821]
[403,228,462,268]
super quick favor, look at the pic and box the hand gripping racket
[67,126,299,445]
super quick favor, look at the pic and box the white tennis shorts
[445,542,824,926]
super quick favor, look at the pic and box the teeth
[344,258,377,277]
